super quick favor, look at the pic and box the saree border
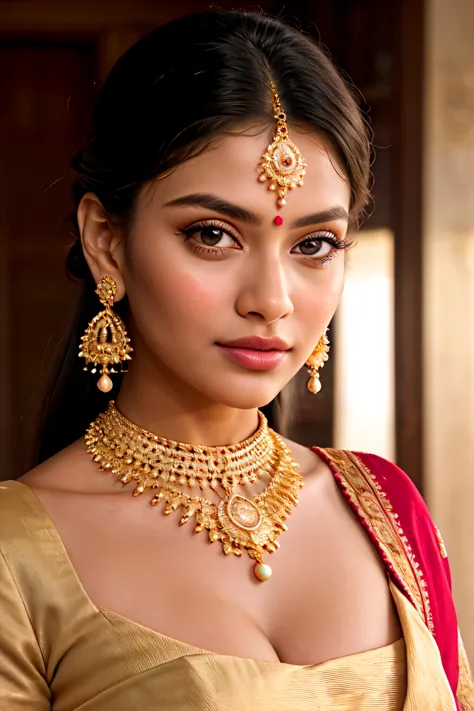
[317,448,434,635]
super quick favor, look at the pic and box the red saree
[315,448,474,710]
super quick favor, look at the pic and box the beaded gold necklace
[85,402,303,581]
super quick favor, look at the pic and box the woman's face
[121,127,351,409]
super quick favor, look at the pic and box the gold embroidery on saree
[320,449,434,635]
[435,526,448,558]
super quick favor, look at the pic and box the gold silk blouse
[0,481,458,710]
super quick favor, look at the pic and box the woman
[0,9,472,710]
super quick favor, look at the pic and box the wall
[424,0,474,661]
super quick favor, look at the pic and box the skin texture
[21,125,402,666]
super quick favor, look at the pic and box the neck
[116,355,260,447]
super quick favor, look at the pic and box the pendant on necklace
[254,562,273,582]
[226,494,262,530]
[217,493,274,581]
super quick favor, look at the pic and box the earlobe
[77,192,127,300]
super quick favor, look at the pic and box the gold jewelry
[79,276,133,393]
[305,332,330,394]
[258,82,307,208]
[85,402,303,582]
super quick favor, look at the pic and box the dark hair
[34,9,371,465]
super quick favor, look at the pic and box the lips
[216,336,290,372]
[217,336,290,352]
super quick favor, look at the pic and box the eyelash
[180,219,351,265]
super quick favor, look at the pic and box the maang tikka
[258,81,307,209]
[306,332,330,394]
[79,276,133,392]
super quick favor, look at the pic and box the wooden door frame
[0,132,10,476]
[391,0,425,490]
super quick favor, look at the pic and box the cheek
[161,272,218,324]
[128,243,228,332]
[295,264,344,331]
[322,267,345,306]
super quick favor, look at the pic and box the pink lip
[217,346,287,371]
[216,336,290,372]
[218,335,290,351]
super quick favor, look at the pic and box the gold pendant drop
[305,332,330,395]
[85,402,303,581]
[254,562,272,582]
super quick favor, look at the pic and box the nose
[235,258,294,325]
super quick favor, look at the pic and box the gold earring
[79,276,133,393]
[305,332,330,394]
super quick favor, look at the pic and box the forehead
[149,126,351,216]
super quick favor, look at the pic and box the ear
[77,193,127,301]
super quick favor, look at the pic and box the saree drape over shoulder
[0,450,473,710]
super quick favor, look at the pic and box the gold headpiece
[258,82,307,208]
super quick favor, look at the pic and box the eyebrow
[164,193,348,228]
[292,206,348,228]
[164,193,260,224]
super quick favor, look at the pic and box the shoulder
[316,447,449,569]
[325,448,452,581]
[0,479,45,536]
[318,447,430,520]
[0,440,97,570]
[353,450,428,512]
[0,481,50,631]
[0,441,87,534]
[350,451,446,549]
[20,437,113,496]
[0,480,57,591]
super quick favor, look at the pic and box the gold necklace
[85,402,303,581]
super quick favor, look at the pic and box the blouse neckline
[4,464,403,669]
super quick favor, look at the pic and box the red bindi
[274,215,283,227]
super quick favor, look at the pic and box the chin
[200,376,286,410]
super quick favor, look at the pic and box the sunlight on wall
[334,229,395,459]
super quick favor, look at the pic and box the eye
[181,220,239,249]
[195,226,235,247]
[291,230,345,258]
[292,238,333,257]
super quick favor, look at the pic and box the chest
[44,473,402,666]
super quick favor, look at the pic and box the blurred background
[0,0,473,658]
